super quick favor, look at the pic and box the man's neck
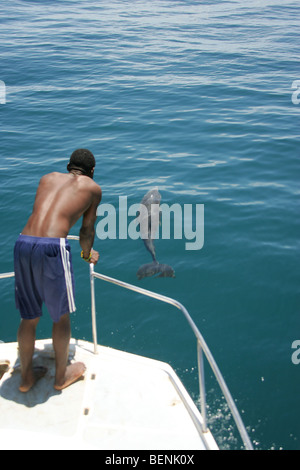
[69,170,85,176]
[69,169,93,179]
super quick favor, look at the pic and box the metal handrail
[0,272,14,280]
[0,234,253,450]
[88,264,253,450]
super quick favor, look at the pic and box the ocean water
[0,0,299,450]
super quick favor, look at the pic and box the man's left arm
[80,186,102,264]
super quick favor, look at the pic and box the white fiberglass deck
[0,338,218,451]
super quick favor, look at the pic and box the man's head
[67,149,96,178]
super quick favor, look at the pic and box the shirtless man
[14,149,102,392]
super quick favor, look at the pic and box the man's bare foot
[0,360,10,380]
[19,366,48,393]
[54,362,86,391]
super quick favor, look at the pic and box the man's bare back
[22,171,102,261]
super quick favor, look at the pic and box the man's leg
[52,313,86,390]
[17,317,45,392]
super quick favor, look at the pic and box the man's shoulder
[37,172,58,186]
[40,172,64,181]
[78,176,102,200]
[89,179,102,201]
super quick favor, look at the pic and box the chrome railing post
[89,263,98,355]
[67,235,99,355]
[197,341,207,433]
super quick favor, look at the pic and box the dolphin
[136,188,175,280]
[137,187,161,262]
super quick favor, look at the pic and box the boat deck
[0,339,218,450]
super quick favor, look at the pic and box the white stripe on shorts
[60,238,76,313]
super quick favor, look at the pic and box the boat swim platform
[0,338,218,451]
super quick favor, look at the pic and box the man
[14,149,102,393]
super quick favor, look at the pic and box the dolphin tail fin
[137,261,175,280]
[157,263,175,278]
[136,261,158,280]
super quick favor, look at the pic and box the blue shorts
[14,235,76,323]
